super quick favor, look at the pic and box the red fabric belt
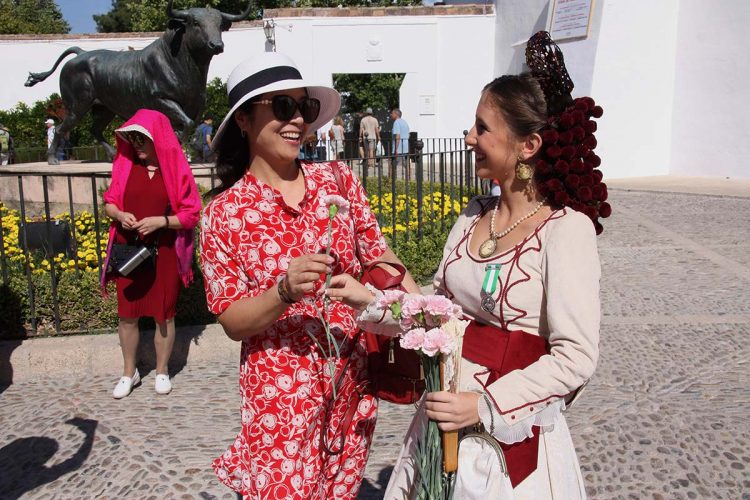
[462,321,550,488]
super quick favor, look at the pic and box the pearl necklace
[478,199,545,258]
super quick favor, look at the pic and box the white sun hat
[212,52,341,150]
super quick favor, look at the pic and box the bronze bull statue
[25,0,254,164]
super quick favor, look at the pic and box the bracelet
[163,215,169,228]
[277,276,296,304]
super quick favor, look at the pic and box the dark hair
[482,73,548,139]
[206,99,257,198]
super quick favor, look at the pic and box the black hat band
[228,66,303,109]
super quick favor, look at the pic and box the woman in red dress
[101,109,201,399]
[200,53,419,499]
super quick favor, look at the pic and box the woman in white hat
[200,52,419,499]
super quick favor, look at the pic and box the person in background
[0,123,12,165]
[359,107,380,171]
[199,52,419,499]
[194,114,215,163]
[328,115,346,160]
[390,108,410,170]
[101,109,201,399]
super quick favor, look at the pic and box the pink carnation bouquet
[377,293,468,498]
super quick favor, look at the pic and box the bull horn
[220,1,255,22]
[166,0,189,20]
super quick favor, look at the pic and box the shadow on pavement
[0,417,97,499]
[358,465,394,499]
[134,324,209,380]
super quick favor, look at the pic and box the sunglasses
[253,95,321,124]
[125,132,149,148]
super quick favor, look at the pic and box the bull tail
[25,47,85,87]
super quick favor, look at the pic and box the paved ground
[1,181,749,499]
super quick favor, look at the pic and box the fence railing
[0,142,479,336]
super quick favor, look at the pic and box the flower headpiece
[526,31,611,234]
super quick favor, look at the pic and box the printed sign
[549,0,595,41]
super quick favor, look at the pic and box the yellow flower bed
[369,191,470,234]
[1,202,110,275]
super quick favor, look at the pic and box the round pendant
[478,238,497,258]
[481,295,496,313]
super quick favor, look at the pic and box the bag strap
[329,161,364,265]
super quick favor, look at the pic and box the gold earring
[515,157,534,181]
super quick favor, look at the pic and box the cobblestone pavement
[1,188,749,499]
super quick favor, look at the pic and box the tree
[95,0,265,33]
[333,73,405,116]
[0,0,70,34]
[94,0,421,33]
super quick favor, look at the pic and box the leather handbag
[107,241,156,276]
[329,162,425,404]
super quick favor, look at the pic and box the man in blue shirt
[390,108,410,169]
[194,114,215,163]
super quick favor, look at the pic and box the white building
[0,1,748,179]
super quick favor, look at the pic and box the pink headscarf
[100,109,201,292]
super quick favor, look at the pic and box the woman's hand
[285,254,333,301]
[325,274,376,311]
[117,211,137,230]
[133,216,167,237]
[424,391,481,432]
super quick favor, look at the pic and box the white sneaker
[154,374,172,395]
[112,369,141,399]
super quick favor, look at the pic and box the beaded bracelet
[277,276,296,304]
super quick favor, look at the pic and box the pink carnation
[423,295,462,326]
[421,328,455,357]
[400,294,426,321]
[376,289,405,310]
[399,328,426,351]
[320,194,350,217]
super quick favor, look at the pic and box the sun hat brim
[115,124,154,143]
[211,55,340,151]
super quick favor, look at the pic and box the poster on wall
[549,0,595,41]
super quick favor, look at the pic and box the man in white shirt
[358,107,380,171]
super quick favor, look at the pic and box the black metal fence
[0,140,478,336]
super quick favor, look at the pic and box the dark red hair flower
[554,191,570,205]
[546,178,564,192]
[594,221,604,235]
[571,126,586,141]
[565,174,580,188]
[580,174,594,187]
[570,158,585,173]
[592,184,603,200]
[582,97,595,109]
[554,159,570,175]
[546,145,562,158]
[558,130,573,145]
[600,183,608,201]
[584,120,597,134]
[583,205,598,220]
[575,100,589,112]
[592,105,604,118]
[542,129,559,144]
[577,187,593,202]
[599,201,612,218]
[592,169,603,183]
[572,110,586,125]
[583,135,598,150]
[560,113,575,128]
[585,152,601,167]
[535,160,550,175]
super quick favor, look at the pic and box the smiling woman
[199,52,420,499]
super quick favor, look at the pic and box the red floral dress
[200,161,387,499]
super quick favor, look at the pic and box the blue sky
[58,0,113,34]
